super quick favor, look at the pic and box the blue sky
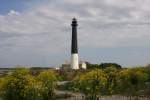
[0,0,150,67]
[0,0,26,14]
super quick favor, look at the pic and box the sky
[0,0,150,67]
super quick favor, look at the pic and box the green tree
[99,63,122,69]
[86,62,122,69]
[86,62,101,69]
[141,64,150,95]
[145,64,150,81]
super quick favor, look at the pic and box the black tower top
[71,18,78,53]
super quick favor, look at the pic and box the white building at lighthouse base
[61,59,87,70]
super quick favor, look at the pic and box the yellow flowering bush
[37,70,58,100]
[116,67,149,95]
[73,69,107,99]
[104,66,119,94]
[0,68,58,100]
[0,68,43,100]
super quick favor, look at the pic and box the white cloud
[0,0,150,49]
[8,10,20,16]
[0,0,150,47]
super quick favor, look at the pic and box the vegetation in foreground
[0,64,150,100]
[0,68,58,100]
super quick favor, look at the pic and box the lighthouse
[71,18,79,69]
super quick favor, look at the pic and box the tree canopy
[86,62,122,69]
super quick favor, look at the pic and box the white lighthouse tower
[71,18,79,69]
